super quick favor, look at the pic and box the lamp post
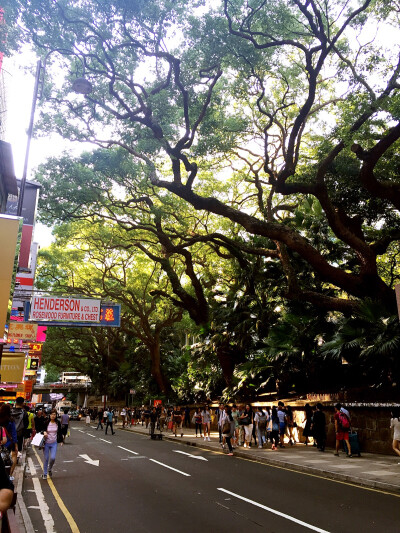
[17,51,92,217]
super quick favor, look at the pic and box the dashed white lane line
[99,438,112,444]
[117,446,138,455]
[86,433,97,438]
[217,488,330,533]
[149,459,191,477]
[27,457,56,533]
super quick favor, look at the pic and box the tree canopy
[6,0,400,398]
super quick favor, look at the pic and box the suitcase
[343,431,361,456]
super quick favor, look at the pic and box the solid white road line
[99,438,112,444]
[28,457,56,533]
[149,459,191,477]
[117,446,138,455]
[173,450,208,461]
[217,488,331,533]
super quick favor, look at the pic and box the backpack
[11,408,29,438]
[338,411,350,430]
[258,415,267,430]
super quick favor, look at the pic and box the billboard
[30,296,101,323]
[0,352,25,382]
[8,321,38,342]
[24,302,121,327]
[0,215,20,335]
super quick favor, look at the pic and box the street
[21,424,399,533]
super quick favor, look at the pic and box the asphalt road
[23,424,399,533]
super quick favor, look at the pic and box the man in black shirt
[34,409,48,434]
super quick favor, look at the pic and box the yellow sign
[0,352,26,383]
[0,216,20,335]
[24,370,37,376]
[8,322,38,342]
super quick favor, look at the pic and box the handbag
[167,421,173,430]
[0,446,11,468]
[239,416,250,426]
[32,432,45,447]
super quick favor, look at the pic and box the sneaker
[204,437,206,441]
[228,453,233,456]
[42,474,47,480]
[258,446,262,449]
[9,476,14,481]
[48,470,53,478]
[346,454,353,458]
[207,437,210,441]
[334,452,339,456]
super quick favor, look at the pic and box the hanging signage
[24,302,120,327]
[27,358,39,370]
[30,296,101,323]
[0,353,26,382]
[8,322,38,342]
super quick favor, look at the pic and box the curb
[123,426,400,496]
[16,450,35,533]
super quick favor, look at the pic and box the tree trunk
[148,339,170,394]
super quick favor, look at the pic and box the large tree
[8,1,400,313]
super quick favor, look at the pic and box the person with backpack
[11,397,28,456]
[333,403,352,457]
[254,406,268,448]
[0,404,17,480]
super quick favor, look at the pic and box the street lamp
[17,49,92,217]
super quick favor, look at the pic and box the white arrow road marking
[28,457,56,533]
[149,459,191,477]
[78,454,100,466]
[173,450,208,461]
[117,446,138,455]
[99,438,112,444]
[217,488,331,533]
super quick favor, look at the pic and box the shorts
[24,429,32,439]
[61,424,68,436]
[279,422,286,436]
[336,431,349,441]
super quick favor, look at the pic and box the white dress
[390,418,400,440]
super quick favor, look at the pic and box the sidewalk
[120,422,400,495]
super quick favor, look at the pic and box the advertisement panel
[30,296,101,323]
[0,215,20,334]
[8,322,38,342]
[0,352,26,382]
[24,302,120,327]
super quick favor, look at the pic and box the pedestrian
[143,406,151,428]
[285,405,296,445]
[193,408,202,437]
[85,412,91,426]
[24,406,35,449]
[34,409,48,434]
[121,406,128,428]
[254,406,268,448]
[390,407,400,462]
[96,409,104,430]
[239,404,253,448]
[277,401,287,448]
[42,409,64,480]
[105,408,115,435]
[312,403,326,452]
[201,405,211,441]
[60,410,70,442]
[333,403,352,457]
[11,397,28,459]
[216,403,224,443]
[172,406,183,437]
[269,406,280,450]
[0,404,17,480]
[231,404,240,446]
[222,406,235,456]
[184,406,191,428]
[302,403,313,445]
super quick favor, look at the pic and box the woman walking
[193,408,203,437]
[269,406,280,450]
[303,404,313,445]
[222,406,235,456]
[239,404,254,448]
[42,409,63,480]
[201,405,211,441]
[390,408,400,462]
